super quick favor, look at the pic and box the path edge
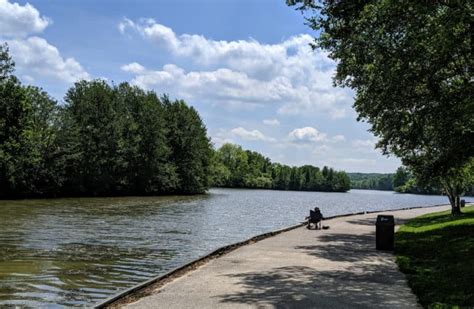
[94,203,451,308]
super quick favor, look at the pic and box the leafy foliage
[0,43,15,82]
[348,173,394,191]
[0,45,212,197]
[211,143,350,192]
[162,96,212,194]
[288,0,474,213]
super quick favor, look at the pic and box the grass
[395,206,474,308]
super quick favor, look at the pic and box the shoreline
[94,202,457,308]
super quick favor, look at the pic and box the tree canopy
[0,45,212,198]
[288,0,474,213]
[211,143,350,192]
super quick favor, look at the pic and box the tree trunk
[452,195,462,216]
[443,182,462,216]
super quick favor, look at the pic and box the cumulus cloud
[122,63,296,109]
[0,0,50,37]
[263,119,280,126]
[0,1,89,86]
[121,62,146,74]
[119,18,353,117]
[118,18,328,75]
[231,127,275,142]
[288,126,328,143]
[8,37,90,83]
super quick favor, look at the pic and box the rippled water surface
[0,188,466,307]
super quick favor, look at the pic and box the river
[0,188,466,307]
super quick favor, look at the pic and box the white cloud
[263,119,280,126]
[209,128,235,147]
[288,126,327,143]
[231,127,275,142]
[123,63,292,109]
[0,0,50,37]
[8,37,90,83]
[119,18,353,117]
[121,62,146,74]
[211,136,234,147]
[0,1,89,86]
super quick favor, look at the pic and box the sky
[0,0,401,173]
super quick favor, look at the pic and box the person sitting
[306,207,323,230]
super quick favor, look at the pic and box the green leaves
[211,143,350,192]
[0,82,61,197]
[162,97,212,194]
[58,81,212,196]
[289,0,474,207]
[0,43,15,83]
[0,70,213,197]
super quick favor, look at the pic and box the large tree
[0,45,62,197]
[288,0,473,214]
[162,96,212,194]
[0,44,213,198]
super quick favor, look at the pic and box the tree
[115,83,177,194]
[211,143,350,192]
[392,167,411,190]
[20,86,63,196]
[163,96,212,194]
[0,46,61,198]
[288,0,474,214]
[1,46,214,198]
[61,80,125,196]
[209,149,231,187]
[0,43,15,82]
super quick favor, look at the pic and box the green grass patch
[395,206,474,308]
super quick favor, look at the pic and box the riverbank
[99,205,450,308]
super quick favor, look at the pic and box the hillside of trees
[210,144,350,192]
[350,168,474,196]
[348,173,394,191]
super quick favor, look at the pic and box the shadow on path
[217,264,413,308]
[217,220,416,308]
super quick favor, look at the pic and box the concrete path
[124,205,449,309]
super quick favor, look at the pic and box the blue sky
[0,0,401,172]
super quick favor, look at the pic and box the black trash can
[376,215,395,250]
[461,199,466,208]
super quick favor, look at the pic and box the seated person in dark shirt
[306,207,323,230]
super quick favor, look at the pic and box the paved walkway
[124,205,449,308]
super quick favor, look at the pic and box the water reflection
[0,189,463,307]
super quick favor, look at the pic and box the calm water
[0,188,465,307]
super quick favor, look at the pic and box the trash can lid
[376,215,395,224]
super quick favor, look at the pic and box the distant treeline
[350,168,474,196]
[348,173,394,191]
[0,78,212,198]
[210,144,350,192]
